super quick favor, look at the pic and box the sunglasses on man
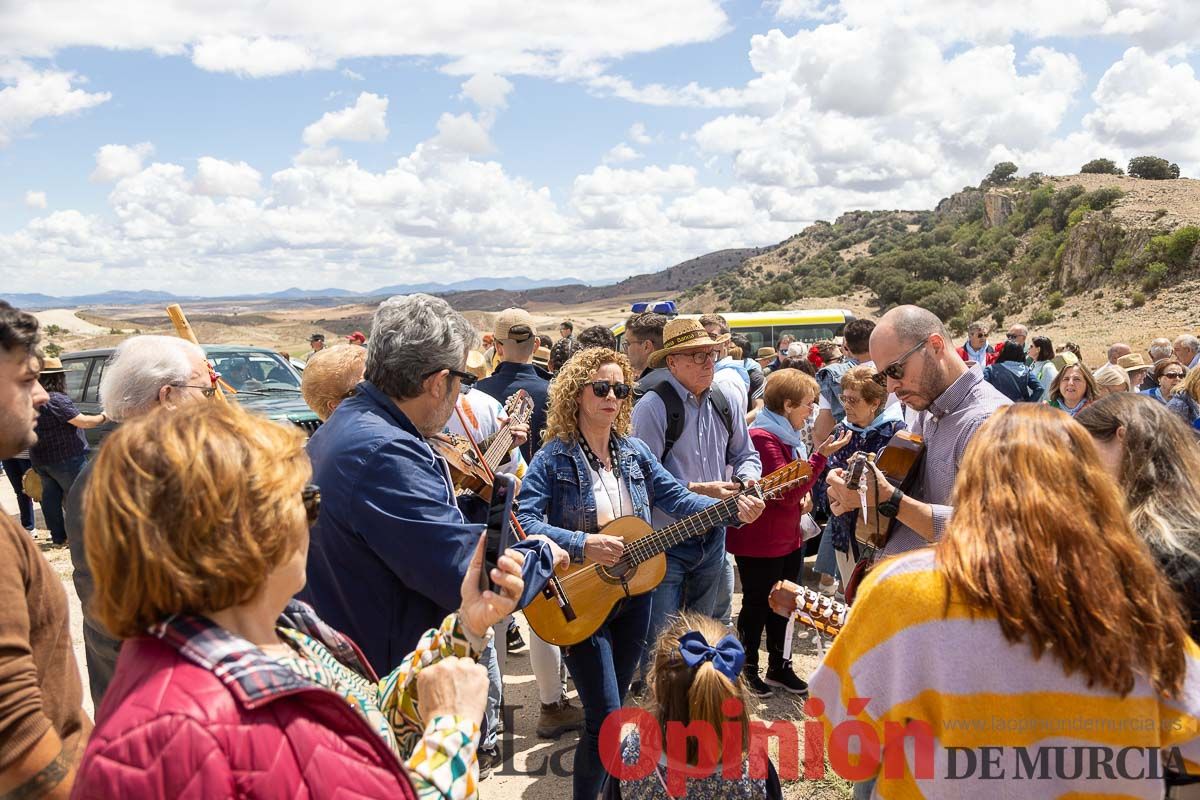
[871,337,929,386]
[585,380,632,400]
[422,367,479,395]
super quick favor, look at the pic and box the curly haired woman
[517,347,763,799]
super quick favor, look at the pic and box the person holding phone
[517,347,765,800]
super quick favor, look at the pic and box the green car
[60,344,322,447]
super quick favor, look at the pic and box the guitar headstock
[503,389,535,426]
[791,585,850,637]
[757,459,813,500]
[844,451,875,491]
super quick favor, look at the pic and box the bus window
[728,327,769,354]
[776,324,844,345]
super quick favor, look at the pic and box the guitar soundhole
[598,561,636,584]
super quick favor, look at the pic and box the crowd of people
[1,295,1199,800]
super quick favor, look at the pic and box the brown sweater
[0,516,90,770]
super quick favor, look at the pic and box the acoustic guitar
[523,459,813,646]
[841,428,924,604]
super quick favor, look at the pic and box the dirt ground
[0,473,849,799]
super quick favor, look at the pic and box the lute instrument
[523,458,813,646]
[430,390,533,503]
[842,429,924,604]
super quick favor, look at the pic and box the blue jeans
[562,592,652,800]
[714,552,735,625]
[34,455,86,544]
[815,519,838,579]
[2,458,35,530]
[481,639,501,752]
[640,528,728,677]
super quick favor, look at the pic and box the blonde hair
[542,347,633,443]
[85,402,311,637]
[940,404,1189,697]
[1181,365,1200,403]
[301,344,367,421]
[649,613,751,765]
[762,368,819,414]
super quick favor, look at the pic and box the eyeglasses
[1006,333,1021,340]
[302,484,321,525]
[424,367,478,395]
[174,384,217,398]
[871,338,929,386]
[841,394,866,406]
[585,380,632,400]
[1162,372,1186,379]
[673,349,719,366]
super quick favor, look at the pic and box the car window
[63,359,90,401]
[210,352,301,390]
[82,357,107,403]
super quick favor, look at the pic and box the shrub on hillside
[1081,187,1123,211]
[986,162,1019,185]
[1143,261,1169,291]
[1130,291,1146,308]
[980,281,1006,307]
[918,286,968,322]
[1080,158,1123,175]
[1047,291,1064,310]
[1128,156,1180,180]
[1146,227,1200,268]
[1029,308,1055,326]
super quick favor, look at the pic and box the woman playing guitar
[515,347,764,800]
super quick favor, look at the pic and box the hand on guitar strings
[734,493,765,524]
[459,532,526,639]
[506,420,530,448]
[523,534,571,571]
[584,533,625,567]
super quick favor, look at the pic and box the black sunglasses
[1162,372,1186,379]
[424,367,478,395]
[302,484,321,525]
[585,380,632,400]
[872,338,929,386]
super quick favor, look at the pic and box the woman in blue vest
[517,347,764,800]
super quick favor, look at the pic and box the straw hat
[1116,353,1149,373]
[756,346,776,360]
[648,318,729,369]
[39,356,65,375]
[465,350,489,380]
[532,346,551,368]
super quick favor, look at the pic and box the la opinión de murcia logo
[593,697,1193,796]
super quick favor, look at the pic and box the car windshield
[208,351,301,392]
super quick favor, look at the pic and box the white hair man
[65,334,214,706]
[1174,334,1200,371]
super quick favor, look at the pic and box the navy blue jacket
[516,435,719,561]
[476,362,551,463]
[301,380,556,675]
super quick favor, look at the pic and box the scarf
[750,407,805,459]
[839,400,904,434]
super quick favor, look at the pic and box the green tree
[1128,156,1181,180]
[1080,158,1123,175]
[986,161,1018,185]
[980,282,1006,307]
[918,287,968,322]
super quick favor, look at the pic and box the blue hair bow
[678,631,745,682]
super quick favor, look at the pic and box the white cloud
[0,60,110,147]
[302,92,389,148]
[1084,47,1200,160]
[431,112,494,155]
[461,73,514,110]
[668,187,757,229]
[90,142,154,182]
[603,142,641,164]
[628,122,653,145]
[194,157,263,197]
[341,67,364,80]
[191,35,324,77]
[24,190,46,208]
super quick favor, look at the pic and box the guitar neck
[628,493,744,565]
[481,428,515,471]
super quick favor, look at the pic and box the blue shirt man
[476,307,551,461]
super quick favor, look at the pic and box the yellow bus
[612,309,857,354]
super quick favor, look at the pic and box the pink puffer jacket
[72,610,419,799]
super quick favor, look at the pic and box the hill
[680,173,1200,335]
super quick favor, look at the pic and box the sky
[2,0,1200,296]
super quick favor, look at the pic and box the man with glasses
[61,334,214,705]
[477,307,551,463]
[632,318,762,682]
[956,320,999,366]
[827,305,1009,558]
[302,295,563,687]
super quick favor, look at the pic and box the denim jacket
[517,435,719,563]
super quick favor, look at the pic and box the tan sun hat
[1116,353,1149,373]
[465,350,489,380]
[757,346,777,359]
[39,356,65,374]
[532,346,551,368]
[648,318,730,369]
[493,308,536,343]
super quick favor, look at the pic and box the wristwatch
[878,486,904,518]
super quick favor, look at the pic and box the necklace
[579,432,623,518]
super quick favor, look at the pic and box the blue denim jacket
[517,435,720,563]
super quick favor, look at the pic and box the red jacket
[72,606,419,800]
[725,429,825,558]
[956,342,999,366]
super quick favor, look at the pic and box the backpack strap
[644,379,735,463]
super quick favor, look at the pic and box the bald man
[826,305,1011,560]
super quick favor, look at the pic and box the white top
[444,389,525,476]
[589,465,634,527]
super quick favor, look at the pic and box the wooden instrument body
[522,515,664,647]
[429,433,494,500]
[851,429,925,549]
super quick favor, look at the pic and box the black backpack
[637,374,735,462]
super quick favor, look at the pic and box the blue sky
[2,0,1199,295]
